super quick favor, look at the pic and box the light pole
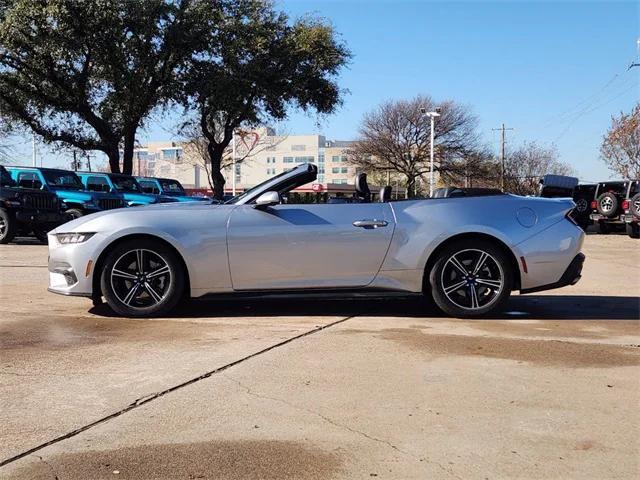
[422,110,440,197]
[231,130,237,196]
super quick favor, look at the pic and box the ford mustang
[47,163,585,318]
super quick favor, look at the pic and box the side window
[86,176,110,192]
[17,172,43,189]
[139,181,159,194]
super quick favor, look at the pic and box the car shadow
[89,295,640,321]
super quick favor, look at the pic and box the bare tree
[347,95,480,197]
[179,121,285,192]
[502,142,575,195]
[600,103,640,179]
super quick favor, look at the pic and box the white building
[131,131,356,192]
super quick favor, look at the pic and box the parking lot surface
[0,234,639,479]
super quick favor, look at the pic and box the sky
[8,0,640,182]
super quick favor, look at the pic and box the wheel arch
[422,232,521,293]
[92,233,191,300]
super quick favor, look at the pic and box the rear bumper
[590,213,623,224]
[623,214,639,224]
[521,253,584,294]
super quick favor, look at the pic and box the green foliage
[180,0,350,198]
[0,0,195,173]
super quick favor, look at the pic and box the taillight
[622,200,630,210]
[590,200,597,210]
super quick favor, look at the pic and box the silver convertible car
[47,163,585,318]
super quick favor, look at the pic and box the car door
[227,202,395,290]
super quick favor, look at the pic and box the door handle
[353,219,389,228]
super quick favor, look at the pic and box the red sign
[312,183,324,192]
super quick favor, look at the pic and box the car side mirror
[254,191,280,208]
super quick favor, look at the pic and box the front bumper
[520,253,585,294]
[16,209,67,226]
[47,232,104,297]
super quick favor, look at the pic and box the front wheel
[627,223,640,239]
[100,239,185,317]
[0,209,16,244]
[429,239,514,318]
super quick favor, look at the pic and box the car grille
[23,194,56,211]
[98,198,124,210]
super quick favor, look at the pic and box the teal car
[7,167,126,218]
[78,172,178,206]
[136,176,210,202]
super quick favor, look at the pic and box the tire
[574,197,589,214]
[630,193,640,217]
[597,222,610,234]
[100,239,185,317]
[627,223,640,239]
[596,192,618,218]
[0,208,16,244]
[429,239,514,318]
[33,229,49,244]
[66,208,84,219]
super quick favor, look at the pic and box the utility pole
[492,123,514,191]
[72,151,77,171]
[32,134,36,167]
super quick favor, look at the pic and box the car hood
[51,200,223,233]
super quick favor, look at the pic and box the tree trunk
[106,145,121,173]
[207,142,226,200]
[121,128,135,175]
[406,174,416,199]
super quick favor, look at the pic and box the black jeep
[589,181,628,234]
[0,165,68,244]
[622,180,640,238]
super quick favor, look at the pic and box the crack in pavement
[0,314,358,469]
[224,374,464,480]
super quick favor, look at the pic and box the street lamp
[421,108,440,197]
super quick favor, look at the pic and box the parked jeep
[0,165,68,243]
[136,176,209,202]
[570,184,597,230]
[78,172,178,206]
[622,180,640,238]
[589,181,628,234]
[7,167,125,219]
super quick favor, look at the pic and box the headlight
[56,232,95,244]
[5,199,21,207]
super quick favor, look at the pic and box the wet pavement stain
[9,440,342,480]
[0,316,224,351]
[364,328,640,368]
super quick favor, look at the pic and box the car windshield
[42,170,84,189]
[225,170,295,204]
[111,176,141,192]
[159,179,185,194]
[1,167,16,187]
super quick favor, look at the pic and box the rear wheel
[100,239,185,317]
[0,209,16,244]
[627,223,640,239]
[429,239,513,318]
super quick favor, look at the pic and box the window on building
[283,156,294,163]
[318,166,325,174]
[162,148,182,161]
[318,154,325,163]
[294,156,314,163]
[341,167,348,173]
[317,174,325,183]
[332,167,340,173]
[331,156,339,163]
[341,155,347,162]
[291,144,306,151]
